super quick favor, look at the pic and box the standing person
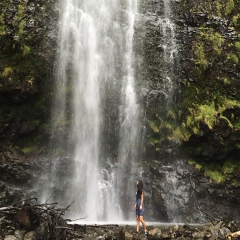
[134,180,148,235]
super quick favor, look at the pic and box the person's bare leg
[136,215,140,232]
[139,216,147,232]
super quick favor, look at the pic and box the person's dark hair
[137,180,143,198]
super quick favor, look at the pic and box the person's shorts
[136,206,145,216]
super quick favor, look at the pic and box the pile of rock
[1,198,240,240]
[118,222,240,240]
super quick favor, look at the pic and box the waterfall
[49,0,102,221]
[41,0,140,222]
[116,0,140,220]
[157,0,189,222]
[158,0,177,102]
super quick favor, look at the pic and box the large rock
[4,236,17,240]
[24,231,37,240]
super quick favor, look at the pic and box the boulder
[119,226,133,240]
[24,231,37,240]
[14,230,25,240]
[149,227,161,236]
[4,236,17,240]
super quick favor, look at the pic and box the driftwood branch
[45,193,55,203]
[57,201,74,219]
[0,206,21,212]
[55,226,72,230]
[66,215,88,222]
[13,198,38,206]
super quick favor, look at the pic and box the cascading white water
[157,0,185,222]
[116,0,140,219]
[51,0,102,221]
[119,0,139,164]
[43,0,140,222]
[158,0,177,101]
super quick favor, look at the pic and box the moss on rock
[0,0,58,151]
[175,0,240,164]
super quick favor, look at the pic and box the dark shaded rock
[14,208,37,230]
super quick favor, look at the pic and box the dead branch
[57,201,74,219]
[66,215,88,222]
[55,226,72,230]
[13,198,38,207]
[45,193,55,203]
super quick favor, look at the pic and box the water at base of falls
[68,221,204,227]
[41,0,140,222]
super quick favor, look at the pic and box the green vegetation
[205,168,225,183]
[21,146,40,154]
[149,138,160,146]
[2,67,14,78]
[216,2,223,17]
[225,0,235,16]
[185,103,216,131]
[209,32,224,55]
[191,28,225,73]
[23,45,31,56]
[0,13,6,36]
[222,161,235,174]
[218,99,240,113]
[227,53,239,65]
[176,0,240,160]
[0,0,56,155]
[223,77,231,85]
[232,14,240,26]
[148,120,160,133]
[188,160,202,170]
[149,97,240,147]
[193,43,208,68]
[235,42,240,50]
[147,0,240,167]
[14,5,26,26]
[181,99,240,137]
[166,110,176,121]
[188,160,239,183]
[19,20,25,40]
[17,5,25,16]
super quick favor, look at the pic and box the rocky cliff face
[177,0,240,222]
[137,0,240,164]
[0,0,240,223]
[136,0,240,222]
[0,0,58,152]
[179,0,240,162]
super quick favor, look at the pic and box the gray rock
[4,236,17,240]
[24,231,37,240]
[14,230,25,240]
[149,227,161,236]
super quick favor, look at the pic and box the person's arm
[140,191,144,210]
